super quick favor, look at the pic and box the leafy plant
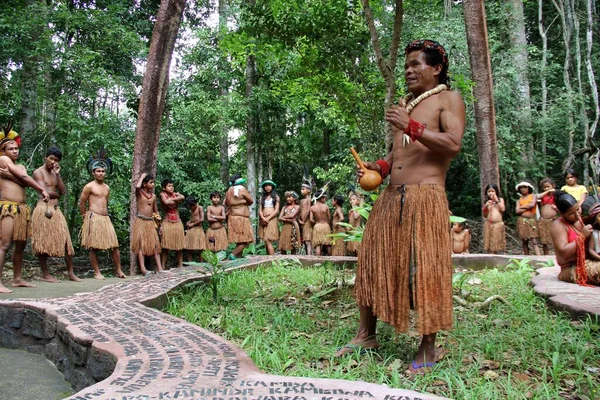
[185,250,244,302]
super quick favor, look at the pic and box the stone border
[1,255,444,400]
[531,264,600,320]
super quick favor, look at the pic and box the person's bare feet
[0,284,12,293]
[68,274,82,282]
[407,347,446,374]
[41,275,60,283]
[12,279,36,288]
[334,337,380,357]
[115,271,126,279]
[94,273,106,280]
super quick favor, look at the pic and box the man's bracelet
[375,159,390,179]
[404,118,426,142]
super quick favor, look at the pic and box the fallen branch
[453,294,510,310]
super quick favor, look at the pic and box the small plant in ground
[184,250,246,302]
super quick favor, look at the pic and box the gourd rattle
[350,147,383,191]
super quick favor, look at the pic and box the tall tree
[218,0,230,185]
[245,0,258,220]
[361,0,403,150]
[130,0,186,275]
[463,0,500,204]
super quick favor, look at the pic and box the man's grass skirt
[331,225,346,256]
[131,216,161,256]
[483,221,506,253]
[312,222,331,246]
[80,212,118,250]
[228,215,254,244]
[258,218,279,242]
[185,226,206,251]
[161,220,185,251]
[31,201,73,256]
[355,184,453,335]
[302,220,313,241]
[206,226,228,251]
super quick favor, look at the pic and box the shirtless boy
[299,179,313,255]
[339,40,466,373]
[0,127,49,293]
[31,146,80,282]
[184,196,206,262]
[451,222,470,254]
[132,173,163,275]
[225,174,254,259]
[160,179,185,268]
[206,192,228,252]
[309,189,331,256]
[79,151,125,280]
[331,194,346,256]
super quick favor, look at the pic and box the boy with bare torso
[331,194,346,256]
[184,196,206,262]
[451,222,470,254]
[206,192,228,252]
[31,146,80,282]
[79,154,125,280]
[309,190,331,256]
[0,129,49,293]
[299,180,313,255]
[132,173,163,275]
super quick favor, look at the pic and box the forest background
[0,0,598,263]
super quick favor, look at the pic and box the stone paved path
[531,264,600,320]
[0,255,444,400]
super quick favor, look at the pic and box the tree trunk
[586,0,600,180]
[218,0,230,185]
[245,50,258,222]
[463,0,500,205]
[538,0,549,175]
[130,0,186,275]
[506,0,533,169]
[323,127,331,170]
[361,0,403,151]
[20,1,42,140]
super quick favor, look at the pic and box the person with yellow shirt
[561,168,587,209]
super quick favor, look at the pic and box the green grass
[165,260,600,399]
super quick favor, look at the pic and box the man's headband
[285,190,299,199]
[405,39,448,70]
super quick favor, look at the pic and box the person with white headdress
[515,181,541,256]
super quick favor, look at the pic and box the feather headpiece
[0,122,21,150]
[347,183,364,202]
[311,181,330,203]
[86,147,113,174]
[301,165,314,190]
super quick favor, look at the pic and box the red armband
[404,118,426,141]
[375,159,390,179]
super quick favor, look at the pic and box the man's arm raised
[3,159,49,201]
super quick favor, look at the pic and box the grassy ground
[165,260,600,399]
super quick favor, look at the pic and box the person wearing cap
[339,40,465,373]
[225,174,254,259]
[515,181,541,256]
[551,190,599,285]
[258,179,280,255]
[0,124,50,293]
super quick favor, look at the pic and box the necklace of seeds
[399,84,448,146]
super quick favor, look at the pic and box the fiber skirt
[31,202,74,256]
[355,184,453,335]
[228,215,254,244]
[483,221,505,253]
[279,223,301,251]
[161,220,185,250]
[331,225,346,256]
[258,218,279,242]
[185,226,206,250]
[131,217,161,256]
[312,222,331,246]
[80,212,119,250]
[538,217,555,245]
[558,261,600,285]
[517,216,538,240]
[302,220,313,241]
[206,226,228,251]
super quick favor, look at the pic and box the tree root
[453,294,510,310]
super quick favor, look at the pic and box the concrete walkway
[0,255,444,400]
[0,277,126,300]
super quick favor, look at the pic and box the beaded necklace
[399,84,448,146]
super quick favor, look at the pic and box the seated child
[538,178,559,255]
[278,191,301,255]
[184,196,206,262]
[451,221,470,254]
[205,191,228,252]
[482,183,506,254]
[515,181,540,256]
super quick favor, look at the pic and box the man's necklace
[399,84,448,146]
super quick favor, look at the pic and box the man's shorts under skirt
[311,222,331,246]
[0,201,30,242]
[206,226,228,251]
[483,220,505,253]
[80,212,119,250]
[558,261,600,285]
[31,201,74,256]
[517,216,539,240]
[131,216,161,256]
[331,225,346,256]
[185,226,206,251]
[538,217,556,245]
[355,184,453,335]
[161,220,185,251]
[258,218,279,242]
[228,215,254,244]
